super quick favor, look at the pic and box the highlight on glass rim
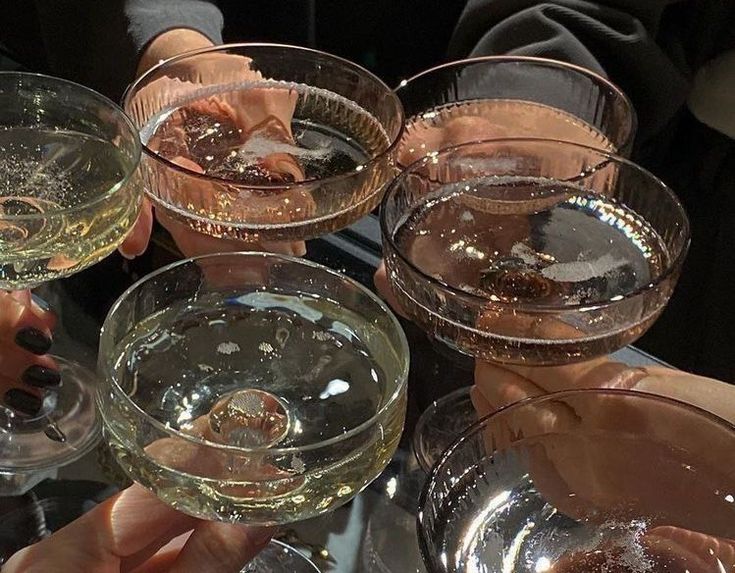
[1,3,733,572]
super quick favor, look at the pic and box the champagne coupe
[123,43,404,243]
[382,139,689,470]
[392,57,636,471]
[0,72,142,494]
[418,389,735,572]
[396,55,636,168]
[97,252,409,572]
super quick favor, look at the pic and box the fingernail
[22,365,61,388]
[4,389,42,416]
[15,327,52,355]
[119,247,136,260]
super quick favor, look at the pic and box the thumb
[119,199,154,259]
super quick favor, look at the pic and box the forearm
[126,0,224,69]
[137,28,215,75]
[126,0,224,50]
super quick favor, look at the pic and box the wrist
[137,28,215,76]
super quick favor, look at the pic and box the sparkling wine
[390,178,670,362]
[141,81,391,238]
[103,291,405,524]
[399,99,616,168]
[433,443,731,573]
[0,128,140,289]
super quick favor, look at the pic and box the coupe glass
[97,252,409,571]
[418,389,735,572]
[393,57,636,472]
[383,138,689,470]
[412,387,474,473]
[396,55,636,168]
[382,138,689,364]
[0,72,142,495]
[123,43,404,242]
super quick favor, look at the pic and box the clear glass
[244,540,320,572]
[381,138,690,365]
[0,72,142,289]
[97,252,409,527]
[123,43,404,242]
[0,72,142,495]
[412,386,475,473]
[396,56,636,166]
[418,389,735,573]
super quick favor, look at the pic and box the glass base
[412,386,477,473]
[0,356,100,496]
[242,540,320,572]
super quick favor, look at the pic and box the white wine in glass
[0,72,142,495]
[98,253,409,571]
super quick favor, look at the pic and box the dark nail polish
[21,365,61,388]
[15,327,52,355]
[4,389,42,417]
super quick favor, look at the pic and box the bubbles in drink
[0,128,139,288]
[144,81,380,184]
[431,443,733,573]
[105,291,404,522]
[394,178,668,307]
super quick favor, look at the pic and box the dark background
[219,0,465,87]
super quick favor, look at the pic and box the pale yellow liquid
[0,128,141,289]
[102,292,405,524]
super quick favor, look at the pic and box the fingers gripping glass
[0,72,143,495]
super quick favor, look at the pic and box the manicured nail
[4,389,42,416]
[22,365,61,388]
[15,327,52,355]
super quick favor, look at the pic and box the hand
[119,28,210,261]
[399,113,513,168]
[120,29,309,260]
[378,118,539,320]
[3,484,272,573]
[472,357,735,570]
[0,291,57,418]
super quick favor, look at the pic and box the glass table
[0,214,666,571]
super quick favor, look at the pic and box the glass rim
[412,385,473,472]
[417,387,735,571]
[380,137,691,314]
[0,71,142,222]
[394,54,637,153]
[99,251,410,456]
[122,42,405,190]
[264,539,321,571]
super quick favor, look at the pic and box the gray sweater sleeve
[125,0,225,53]
[17,0,224,99]
[448,0,690,147]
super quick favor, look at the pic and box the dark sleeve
[125,0,224,53]
[448,0,690,146]
[23,0,224,100]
